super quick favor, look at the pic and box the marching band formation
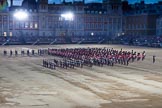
[2,47,147,70]
[45,47,146,69]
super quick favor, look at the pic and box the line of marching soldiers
[43,58,115,70]
[3,49,48,57]
[43,58,84,69]
[47,47,146,67]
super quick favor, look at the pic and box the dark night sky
[8,0,160,6]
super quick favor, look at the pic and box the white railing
[49,39,57,45]
[98,39,105,44]
[1,39,10,46]
[77,39,85,44]
[32,39,39,45]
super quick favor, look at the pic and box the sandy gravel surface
[0,44,162,108]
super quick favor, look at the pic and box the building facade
[0,0,123,42]
[123,1,162,38]
[156,16,162,37]
[124,14,159,37]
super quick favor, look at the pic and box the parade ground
[0,44,162,108]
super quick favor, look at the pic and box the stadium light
[91,32,94,36]
[12,10,28,37]
[13,10,28,21]
[61,12,74,21]
[122,32,125,35]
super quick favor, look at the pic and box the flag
[0,0,8,11]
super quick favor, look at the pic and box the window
[0,15,1,21]
[33,16,37,21]
[109,18,112,23]
[30,22,33,28]
[41,5,46,9]
[42,23,45,28]
[128,24,131,29]
[91,11,94,14]
[43,32,45,36]
[48,16,53,22]
[34,23,38,29]
[10,32,12,37]
[3,15,7,21]
[25,22,29,28]
[48,23,52,29]
[9,22,13,29]
[15,22,19,29]
[3,32,7,37]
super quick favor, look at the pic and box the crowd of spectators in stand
[115,35,162,47]
[0,35,105,45]
[0,37,6,43]
[24,36,56,44]
[71,36,105,44]
[0,35,162,47]
[0,36,56,45]
[0,36,21,45]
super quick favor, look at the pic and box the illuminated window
[25,22,29,28]
[10,32,12,37]
[3,32,7,37]
[34,23,38,29]
[30,22,33,28]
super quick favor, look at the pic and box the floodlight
[61,12,74,21]
[14,10,28,21]
[122,32,125,35]
[91,32,94,36]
